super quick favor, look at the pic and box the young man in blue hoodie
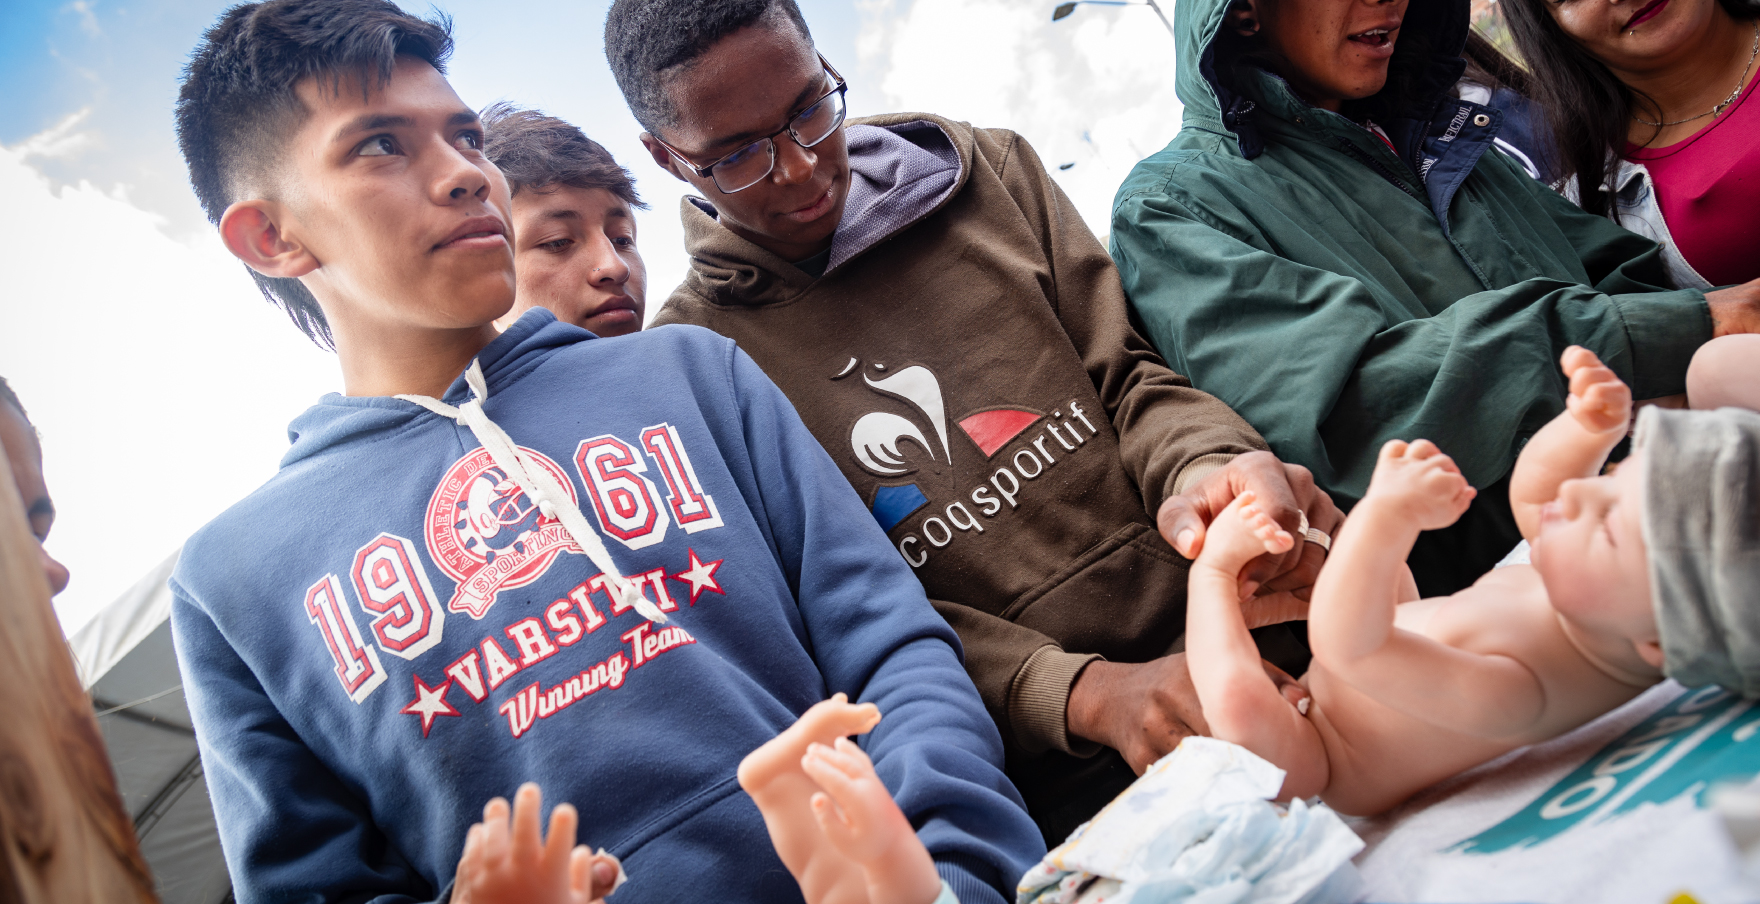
[167,2,1042,902]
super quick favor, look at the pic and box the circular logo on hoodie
[425,446,581,619]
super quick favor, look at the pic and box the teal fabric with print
[1456,685,1760,854]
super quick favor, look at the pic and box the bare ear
[1225,0,1261,36]
[639,133,690,183]
[219,199,318,279]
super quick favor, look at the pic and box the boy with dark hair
[168,2,1042,902]
[606,0,1339,840]
[481,104,649,337]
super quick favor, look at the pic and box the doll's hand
[1198,491,1296,597]
[1560,346,1632,436]
[453,783,623,904]
[801,739,943,904]
[1364,439,1476,530]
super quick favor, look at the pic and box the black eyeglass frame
[652,54,848,194]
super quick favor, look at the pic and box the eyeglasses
[653,55,848,194]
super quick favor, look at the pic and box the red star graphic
[673,549,725,606]
[400,675,461,739]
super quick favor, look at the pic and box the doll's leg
[452,783,623,904]
[1186,493,1330,800]
[739,695,884,904]
[1688,335,1760,411]
[798,737,944,904]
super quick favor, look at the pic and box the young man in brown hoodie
[605,0,1343,841]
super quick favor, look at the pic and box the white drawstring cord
[397,361,667,624]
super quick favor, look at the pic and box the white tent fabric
[72,546,232,904]
[72,550,178,690]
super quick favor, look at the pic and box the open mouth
[1349,28,1394,47]
[1625,0,1669,30]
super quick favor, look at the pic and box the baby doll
[1186,345,1734,816]
[736,694,951,904]
[450,783,624,904]
[448,696,953,904]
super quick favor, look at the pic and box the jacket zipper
[1333,137,1422,202]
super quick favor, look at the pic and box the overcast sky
[0,0,1186,635]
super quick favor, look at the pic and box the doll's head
[1530,444,1665,682]
[1638,406,1760,697]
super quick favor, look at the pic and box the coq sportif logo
[832,358,1105,568]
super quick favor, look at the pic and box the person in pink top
[1505,0,1760,289]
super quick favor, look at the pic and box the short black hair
[175,0,454,349]
[480,103,646,209]
[604,0,812,135]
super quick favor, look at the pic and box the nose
[434,143,489,205]
[771,133,818,186]
[1556,476,1611,520]
[589,239,630,287]
[40,544,68,596]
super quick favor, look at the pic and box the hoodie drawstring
[397,361,667,624]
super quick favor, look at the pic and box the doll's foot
[1198,491,1296,575]
[739,695,882,796]
[1365,439,1476,530]
[1561,346,1632,435]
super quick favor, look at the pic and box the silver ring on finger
[1297,511,1331,552]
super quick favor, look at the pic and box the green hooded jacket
[1109,0,1710,521]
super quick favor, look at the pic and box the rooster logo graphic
[835,358,951,477]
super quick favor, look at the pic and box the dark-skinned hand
[1707,278,1760,338]
[1066,653,1309,774]
[1157,451,1343,627]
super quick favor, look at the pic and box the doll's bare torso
[1302,563,1650,816]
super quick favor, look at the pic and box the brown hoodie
[654,113,1267,760]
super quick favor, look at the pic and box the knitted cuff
[1008,646,1104,757]
[1170,452,1239,498]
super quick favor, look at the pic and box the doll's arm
[1186,492,1330,800]
[1510,347,1632,540]
[740,695,907,904]
[452,784,623,904]
[1309,441,1547,738]
[799,737,946,904]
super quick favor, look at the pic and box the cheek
[1551,5,1604,43]
[516,253,570,299]
[626,256,649,301]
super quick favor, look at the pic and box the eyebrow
[27,496,53,523]
[701,76,826,154]
[333,109,480,143]
[538,207,631,222]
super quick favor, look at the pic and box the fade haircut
[603,0,813,135]
[175,0,454,349]
[480,103,646,209]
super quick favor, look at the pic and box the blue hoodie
[170,311,1042,904]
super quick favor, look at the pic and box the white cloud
[64,0,102,38]
[857,0,1184,240]
[0,132,337,636]
[17,108,95,161]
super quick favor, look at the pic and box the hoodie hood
[1177,0,1470,158]
[284,308,586,467]
[677,113,970,307]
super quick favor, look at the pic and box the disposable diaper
[1017,737,1364,904]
